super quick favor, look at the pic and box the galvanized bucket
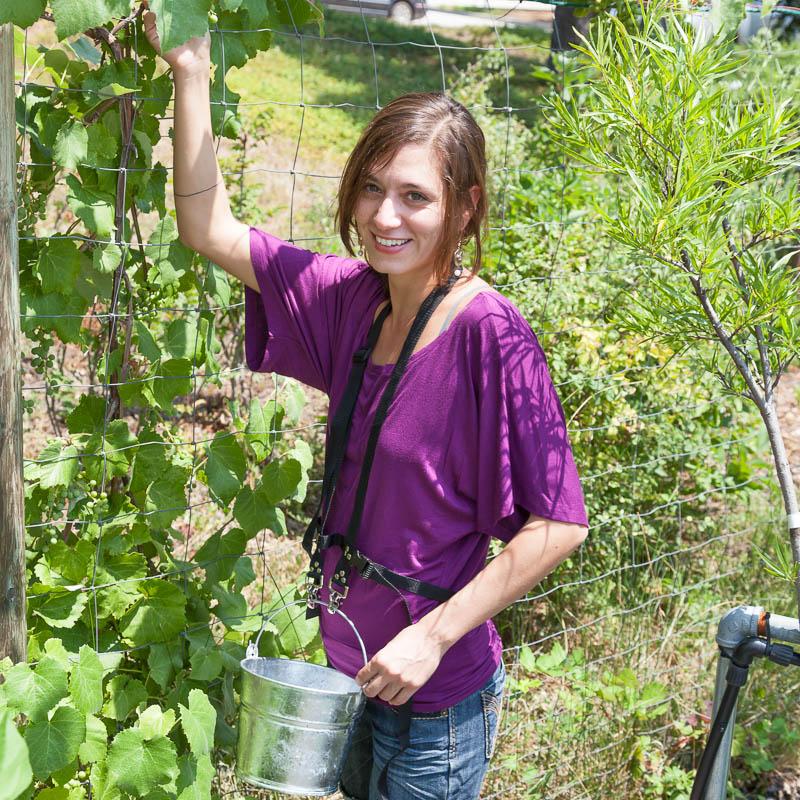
[236,599,367,796]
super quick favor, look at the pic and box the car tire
[389,0,414,23]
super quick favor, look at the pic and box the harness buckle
[327,567,350,613]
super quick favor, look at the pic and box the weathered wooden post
[0,22,26,663]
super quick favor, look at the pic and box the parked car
[739,0,800,40]
[320,0,427,23]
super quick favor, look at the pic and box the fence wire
[15,3,795,799]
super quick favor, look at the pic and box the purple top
[245,227,588,711]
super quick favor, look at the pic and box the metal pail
[236,599,368,796]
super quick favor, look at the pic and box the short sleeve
[473,299,588,541]
[244,227,380,394]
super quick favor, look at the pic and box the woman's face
[354,142,447,282]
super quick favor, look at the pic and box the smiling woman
[142,14,589,791]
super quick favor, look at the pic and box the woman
[144,14,588,800]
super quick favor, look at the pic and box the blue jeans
[339,660,506,800]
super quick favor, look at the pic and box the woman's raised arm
[143,12,257,291]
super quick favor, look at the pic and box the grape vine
[1,0,323,795]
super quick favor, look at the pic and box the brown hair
[335,92,488,286]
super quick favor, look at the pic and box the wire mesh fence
[11,1,799,798]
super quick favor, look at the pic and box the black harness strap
[303,273,460,800]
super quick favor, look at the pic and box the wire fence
[14,2,797,798]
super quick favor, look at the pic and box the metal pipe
[702,654,736,800]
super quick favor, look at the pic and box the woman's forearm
[416,515,588,653]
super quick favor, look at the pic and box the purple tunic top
[244,227,588,711]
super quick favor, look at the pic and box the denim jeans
[339,660,506,800]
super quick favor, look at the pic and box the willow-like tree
[546,1,800,610]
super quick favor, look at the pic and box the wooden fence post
[0,22,26,664]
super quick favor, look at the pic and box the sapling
[546,1,800,612]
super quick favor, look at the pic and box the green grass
[227,8,553,167]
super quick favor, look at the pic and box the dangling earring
[453,240,464,278]
[356,230,368,263]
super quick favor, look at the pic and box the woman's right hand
[143,10,211,74]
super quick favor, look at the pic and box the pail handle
[246,598,369,667]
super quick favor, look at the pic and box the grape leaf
[25,705,85,780]
[176,754,214,800]
[147,642,184,691]
[261,457,302,504]
[25,440,80,489]
[2,657,68,722]
[69,644,104,714]
[120,581,187,646]
[179,689,216,756]
[66,175,115,238]
[194,527,246,583]
[78,714,107,764]
[66,394,106,435]
[35,237,86,293]
[92,243,122,275]
[149,0,212,54]
[106,729,178,795]
[53,120,88,169]
[50,0,129,40]
[0,0,46,27]
[102,676,147,722]
[0,710,33,800]
[205,433,246,505]
[153,358,192,407]
[189,646,223,681]
[31,589,89,630]
[164,319,200,360]
[137,705,177,740]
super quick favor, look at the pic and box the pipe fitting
[716,605,763,654]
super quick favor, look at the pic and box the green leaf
[147,642,184,691]
[137,705,177,740]
[149,0,212,53]
[244,398,274,461]
[179,690,216,756]
[68,35,102,64]
[136,321,161,362]
[120,581,187,646]
[266,598,319,653]
[189,646,223,681]
[211,585,248,629]
[78,714,107,764]
[66,394,106,435]
[0,0,46,26]
[50,0,129,39]
[25,705,85,780]
[148,216,194,288]
[164,319,200,360]
[92,243,122,275]
[195,527,246,583]
[28,589,89,628]
[153,358,192,407]
[69,645,104,714]
[65,175,115,238]
[53,120,88,170]
[233,485,287,538]
[84,419,137,480]
[176,754,214,800]
[261,457,302,504]
[35,238,86,294]
[203,263,231,307]
[106,729,178,795]
[205,433,246,505]
[0,710,33,800]
[25,440,79,489]
[102,676,147,722]
[2,657,68,722]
